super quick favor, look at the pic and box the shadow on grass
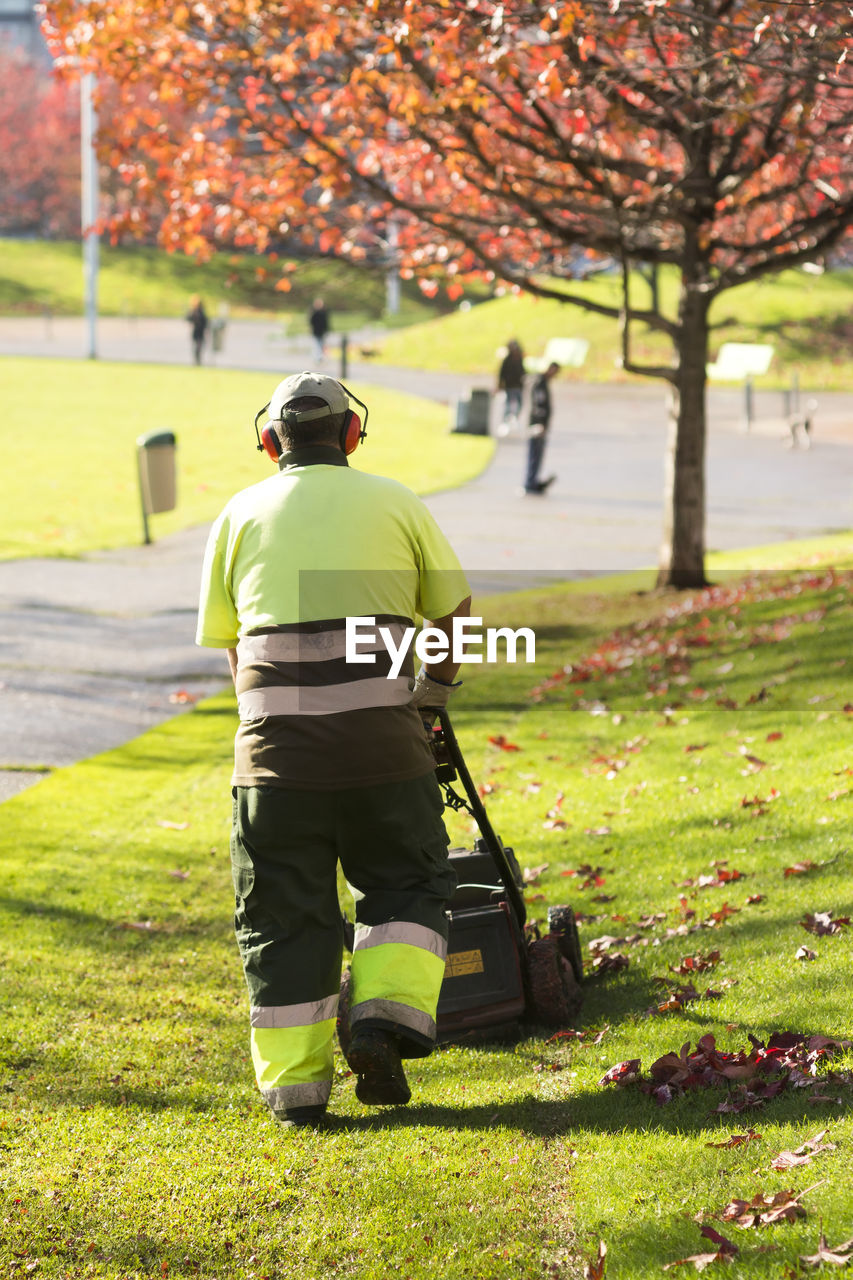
[17,1076,851,1138]
[321,1086,853,1137]
[0,894,227,938]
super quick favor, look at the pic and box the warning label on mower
[445,949,484,978]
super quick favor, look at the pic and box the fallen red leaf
[599,1059,641,1087]
[795,946,818,962]
[770,1130,835,1170]
[664,1224,739,1271]
[799,1234,853,1267]
[801,911,850,937]
[590,951,630,974]
[721,1188,806,1228]
[522,863,549,884]
[705,1129,762,1149]
[671,951,722,975]
[584,1239,607,1280]
[784,860,817,877]
[705,902,740,926]
[699,1226,739,1255]
[488,735,521,751]
[663,1250,734,1271]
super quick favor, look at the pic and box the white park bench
[707,342,775,430]
[523,336,591,374]
[707,342,775,382]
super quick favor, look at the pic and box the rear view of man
[196,371,470,1128]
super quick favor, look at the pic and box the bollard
[744,376,754,431]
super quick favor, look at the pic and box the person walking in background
[308,297,331,362]
[496,338,526,434]
[523,360,559,495]
[186,296,208,365]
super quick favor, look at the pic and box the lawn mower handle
[433,708,527,932]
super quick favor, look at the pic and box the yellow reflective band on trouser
[350,927,447,1041]
[250,995,337,1114]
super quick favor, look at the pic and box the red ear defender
[341,409,364,456]
[261,425,282,461]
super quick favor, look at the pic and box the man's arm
[227,648,238,686]
[423,595,472,685]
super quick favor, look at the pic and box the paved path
[1,317,851,801]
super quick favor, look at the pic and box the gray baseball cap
[268,371,348,421]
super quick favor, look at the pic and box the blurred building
[0,0,48,61]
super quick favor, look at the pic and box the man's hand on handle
[411,595,471,720]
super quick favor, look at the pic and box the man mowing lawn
[196,371,471,1128]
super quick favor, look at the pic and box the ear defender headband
[253,383,369,462]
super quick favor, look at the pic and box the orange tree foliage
[42,0,853,584]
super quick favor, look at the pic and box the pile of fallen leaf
[529,569,848,707]
[600,1031,851,1109]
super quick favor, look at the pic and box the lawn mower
[339,709,583,1045]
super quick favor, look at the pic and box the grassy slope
[1,545,851,1279]
[376,268,853,390]
[2,242,850,388]
[0,357,492,559]
[0,239,441,329]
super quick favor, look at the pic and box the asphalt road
[1,317,850,801]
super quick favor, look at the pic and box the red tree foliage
[42,1,853,584]
[0,49,81,239]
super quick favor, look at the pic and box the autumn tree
[0,48,81,239]
[43,0,853,586]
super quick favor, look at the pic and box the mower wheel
[547,904,584,983]
[527,937,583,1026]
[337,967,353,1058]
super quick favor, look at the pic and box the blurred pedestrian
[497,338,526,433]
[186,295,208,365]
[523,361,559,495]
[308,297,331,362]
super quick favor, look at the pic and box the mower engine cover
[436,840,527,1039]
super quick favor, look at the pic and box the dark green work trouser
[230,772,455,1116]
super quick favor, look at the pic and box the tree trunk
[657,271,711,589]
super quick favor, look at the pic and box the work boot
[275,1104,328,1129]
[347,1028,411,1106]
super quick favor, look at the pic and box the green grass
[0,357,492,559]
[1,545,851,1278]
[376,267,853,390]
[0,239,445,329]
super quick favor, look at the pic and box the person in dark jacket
[496,338,525,431]
[186,296,208,365]
[523,361,559,495]
[308,298,331,361]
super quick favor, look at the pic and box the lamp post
[80,70,99,359]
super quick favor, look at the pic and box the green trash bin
[137,430,177,543]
